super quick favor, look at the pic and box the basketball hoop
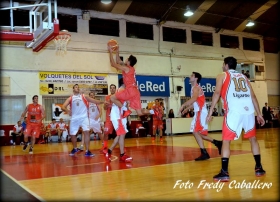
[53,30,71,54]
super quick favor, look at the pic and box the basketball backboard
[0,0,59,52]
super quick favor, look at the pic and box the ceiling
[57,0,280,53]
[2,0,279,52]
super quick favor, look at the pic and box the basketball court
[1,129,279,201]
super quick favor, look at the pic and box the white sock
[149,110,154,114]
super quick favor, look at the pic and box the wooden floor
[1,128,279,201]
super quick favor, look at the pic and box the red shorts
[153,120,163,130]
[24,124,40,138]
[115,87,141,110]
[50,130,57,135]
[104,121,114,135]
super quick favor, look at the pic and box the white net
[53,31,71,54]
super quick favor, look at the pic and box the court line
[65,155,118,167]
[0,169,46,202]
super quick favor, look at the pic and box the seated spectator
[57,118,68,143]
[38,123,47,144]
[220,109,225,116]
[212,108,219,116]
[168,109,175,118]
[188,108,195,117]
[10,121,23,145]
[245,70,250,79]
[46,119,58,142]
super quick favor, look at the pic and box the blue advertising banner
[118,75,170,97]
[184,78,216,97]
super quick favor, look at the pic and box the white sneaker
[10,140,13,144]
[149,110,155,114]
[20,142,24,145]
[13,142,16,145]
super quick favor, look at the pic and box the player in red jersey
[108,45,154,117]
[151,99,164,142]
[20,95,45,154]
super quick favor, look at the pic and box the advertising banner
[184,78,216,97]
[118,75,170,97]
[39,72,108,95]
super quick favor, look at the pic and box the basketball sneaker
[102,147,108,154]
[105,152,112,162]
[213,169,230,182]
[29,147,33,154]
[255,166,266,176]
[69,148,79,156]
[79,145,84,151]
[23,144,28,151]
[84,150,95,157]
[119,154,133,163]
[195,153,210,161]
[123,109,132,118]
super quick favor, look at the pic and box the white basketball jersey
[70,94,89,119]
[221,69,254,114]
[89,102,100,121]
[110,86,126,121]
[58,122,66,130]
[191,84,207,113]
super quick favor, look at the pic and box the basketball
[107,39,118,51]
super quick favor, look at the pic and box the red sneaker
[102,147,108,154]
[119,154,133,163]
[105,152,112,162]
[123,110,132,118]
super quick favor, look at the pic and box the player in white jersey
[105,78,132,163]
[178,72,222,161]
[62,84,104,157]
[79,92,103,151]
[207,56,266,182]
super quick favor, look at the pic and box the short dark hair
[192,72,202,84]
[119,78,124,86]
[224,56,237,70]
[128,55,137,67]
[73,84,79,89]
[32,95,38,101]
[89,92,94,96]
[52,118,56,121]
[110,84,116,89]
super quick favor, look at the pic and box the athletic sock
[221,158,229,172]
[254,154,261,168]
[200,148,208,154]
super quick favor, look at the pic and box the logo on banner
[184,78,216,97]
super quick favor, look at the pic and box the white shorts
[70,117,89,135]
[89,118,102,133]
[190,110,208,135]
[223,111,255,140]
[111,118,128,136]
